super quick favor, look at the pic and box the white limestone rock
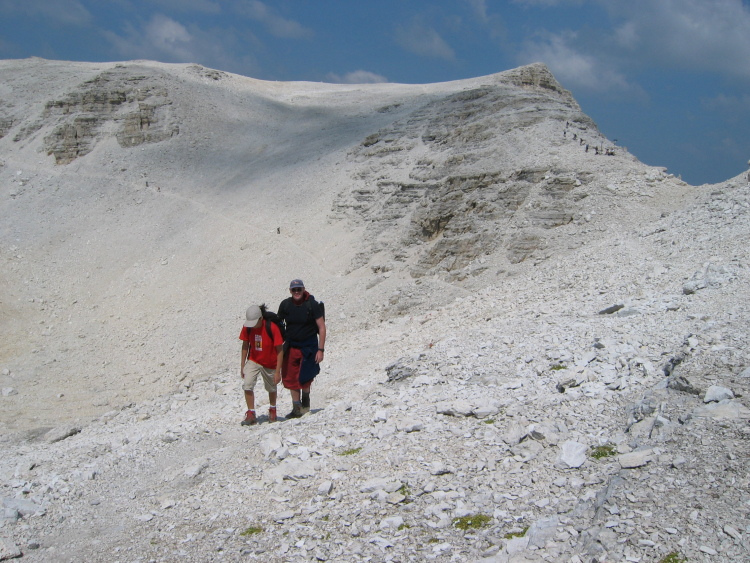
[505,535,530,555]
[510,439,544,463]
[618,449,654,469]
[473,405,499,419]
[0,537,22,561]
[44,425,81,443]
[556,441,588,469]
[429,462,454,475]
[183,459,209,478]
[271,459,316,481]
[526,516,559,549]
[437,399,475,417]
[379,515,404,529]
[260,433,283,458]
[703,385,734,403]
[372,409,388,422]
[359,477,401,493]
[396,419,423,432]
[274,510,296,521]
[693,400,750,419]
[503,422,527,446]
[1,498,45,518]
[317,480,334,496]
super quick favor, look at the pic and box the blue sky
[1,0,749,185]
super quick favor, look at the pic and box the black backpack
[259,304,286,341]
[312,297,325,333]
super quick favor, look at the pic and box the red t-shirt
[239,321,283,369]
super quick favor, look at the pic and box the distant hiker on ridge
[238,304,283,425]
[277,279,326,418]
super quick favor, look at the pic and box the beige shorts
[242,361,277,393]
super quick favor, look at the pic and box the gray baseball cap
[243,305,262,327]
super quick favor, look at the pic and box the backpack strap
[278,298,289,321]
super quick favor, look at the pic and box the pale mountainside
[1,59,691,430]
[1,59,750,562]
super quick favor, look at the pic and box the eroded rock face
[334,63,607,278]
[0,117,13,139]
[27,67,179,164]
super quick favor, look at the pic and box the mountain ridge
[0,57,699,429]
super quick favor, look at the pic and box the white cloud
[511,0,586,6]
[149,0,222,13]
[103,13,259,76]
[605,0,750,79]
[465,0,507,40]
[703,93,750,116]
[106,14,195,61]
[326,70,388,84]
[395,22,456,61]
[0,0,91,25]
[519,30,643,96]
[466,0,489,22]
[511,0,750,105]
[613,20,638,50]
[144,15,195,60]
[237,0,313,39]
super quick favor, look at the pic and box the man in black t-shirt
[278,279,326,418]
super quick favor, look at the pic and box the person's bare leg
[268,391,277,422]
[241,390,257,425]
[244,390,255,409]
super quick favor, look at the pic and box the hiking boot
[241,410,256,426]
[301,391,310,414]
[268,406,277,423]
[286,402,303,419]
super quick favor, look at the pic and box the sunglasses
[291,288,304,293]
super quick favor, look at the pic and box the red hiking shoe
[241,410,256,426]
[268,406,277,423]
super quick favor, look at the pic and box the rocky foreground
[2,175,750,562]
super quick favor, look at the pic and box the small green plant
[590,444,617,460]
[427,538,440,544]
[482,418,496,424]
[398,484,411,496]
[452,514,491,530]
[240,526,263,536]
[550,364,567,371]
[340,447,362,456]
[503,526,529,539]
[398,523,411,531]
[659,553,687,563]
[321,515,329,521]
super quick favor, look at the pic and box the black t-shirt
[278,296,323,342]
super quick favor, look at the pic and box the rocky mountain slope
[1,58,749,562]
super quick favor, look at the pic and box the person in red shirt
[239,304,283,425]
